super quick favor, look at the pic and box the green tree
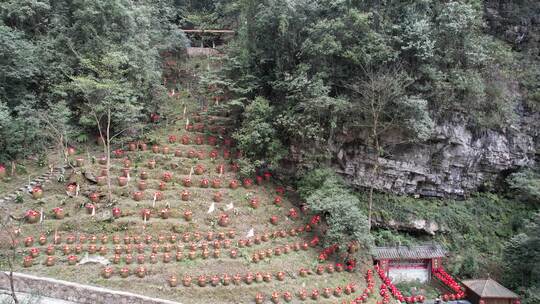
[507,169,540,205]
[67,54,144,201]
[0,25,40,108]
[347,66,433,230]
[503,213,540,303]
[36,101,75,168]
[0,0,187,163]
[0,99,45,169]
[299,168,372,249]
[233,97,286,174]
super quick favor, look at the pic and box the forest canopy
[0,0,187,163]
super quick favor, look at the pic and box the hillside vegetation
[0,0,538,303]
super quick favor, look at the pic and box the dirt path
[0,167,65,204]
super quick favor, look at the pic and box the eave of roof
[462,279,519,299]
[372,244,447,260]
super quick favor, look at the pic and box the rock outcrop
[372,217,444,236]
[325,2,540,199]
[332,110,537,198]
[284,1,539,199]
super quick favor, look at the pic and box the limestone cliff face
[322,2,540,199]
[332,110,537,198]
[285,2,539,199]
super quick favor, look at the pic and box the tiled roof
[372,244,447,260]
[462,279,519,299]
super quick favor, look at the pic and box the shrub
[507,169,540,205]
[300,168,372,248]
[233,97,286,171]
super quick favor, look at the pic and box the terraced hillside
[0,93,378,304]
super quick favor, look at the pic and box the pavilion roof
[372,244,447,260]
[181,29,235,34]
[462,279,519,299]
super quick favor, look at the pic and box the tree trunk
[368,112,380,232]
[368,185,373,231]
[59,134,72,171]
[1,217,20,304]
[8,270,18,304]
[367,162,379,232]
[106,108,112,202]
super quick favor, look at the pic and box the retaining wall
[0,272,181,304]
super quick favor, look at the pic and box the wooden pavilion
[181,29,235,48]
[372,244,447,283]
[461,279,520,304]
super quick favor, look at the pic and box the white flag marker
[246,228,254,238]
[207,202,215,214]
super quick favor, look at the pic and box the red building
[372,244,447,283]
[462,279,520,304]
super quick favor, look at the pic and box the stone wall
[0,272,181,304]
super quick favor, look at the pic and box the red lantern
[52,207,64,219]
[243,178,253,188]
[141,209,151,221]
[309,236,320,247]
[288,208,298,219]
[113,149,124,158]
[181,135,190,144]
[112,207,121,218]
[181,190,191,201]
[200,178,209,188]
[229,180,239,189]
[32,186,43,199]
[162,172,173,182]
